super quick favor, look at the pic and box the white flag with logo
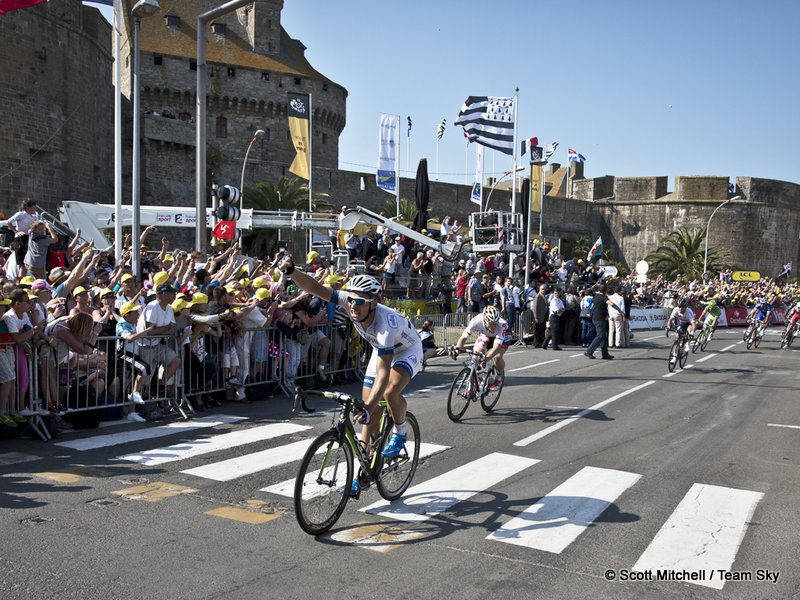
[471,144,483,205]
[377,113,399,194]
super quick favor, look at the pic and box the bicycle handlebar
[293,387,367,414]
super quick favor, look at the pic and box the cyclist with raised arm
[278,256,421,496]
[450,305,510,390]
[695,298,722,341]
[666,298,695,348]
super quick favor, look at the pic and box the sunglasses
[346,297,374,306]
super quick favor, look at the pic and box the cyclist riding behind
[747,296,774,329]
[666,298,696,345]
[450,305,510,390]
[786,299,800,328]
[695,298,722,341]
[277,258,421,493]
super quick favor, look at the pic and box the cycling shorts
[791,312,800,324]
[362,340,423,389]
[704,314,718,326]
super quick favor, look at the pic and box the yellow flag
[287,93,310,180]
[530,164,543,213]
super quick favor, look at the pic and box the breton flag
[287,93,310,180]
[520,136,538,157]
[437,118,446,141]
[0,0,47,14]
[780,261,792,277]
[544,142,559,160]
[568,147,586,163]
[212,221,236,241]
[588,236,603,262]
[454,96,516,155]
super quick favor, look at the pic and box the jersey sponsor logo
[387,313,398,329]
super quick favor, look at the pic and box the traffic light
[215,185,242,221]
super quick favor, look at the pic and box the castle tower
[118,0,347,206]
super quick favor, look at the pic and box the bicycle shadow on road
[317,489,639,549]
[452,406,613,427]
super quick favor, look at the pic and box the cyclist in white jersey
[451,305,510,389]
[666,298,696,339]
[278,258,421,475]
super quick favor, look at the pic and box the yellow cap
[27,291,38,300]
[153,271,169,286]
[99,288,114,298]
[190,292,209,305]
[20,275,36,286]
[171,298,188,312]
[239,278,251,287]
[120,301,140,317]
[224,284,238,293]
[72,286,89,296]
[252,276,269,288]
[255,288,271,301]
[121,273,133,282]
[307,250,319,262]
[325,274,344,286]
[0,298,11,306]
[164,253,174,262]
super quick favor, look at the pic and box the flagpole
[510,88,519,278]
[396,115,400,219]
[464,135,468,185]
[308,93,313,213]
[436,136,439,182]
[114,0,122,262]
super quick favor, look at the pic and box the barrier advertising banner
[629,307,670,330]
[725,307,750,327]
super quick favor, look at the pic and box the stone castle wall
[0,1,113,217]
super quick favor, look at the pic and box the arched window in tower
[216,116,227,138]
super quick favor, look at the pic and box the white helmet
[483,305,500,323]
[344,274,382,297]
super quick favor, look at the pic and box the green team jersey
[704,305,722,318]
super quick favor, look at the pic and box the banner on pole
[287,93,310,180]
[471,144,483,205]
[530,164,543,213]
[377,113,399,194]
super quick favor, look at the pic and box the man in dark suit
[532,284,548,348]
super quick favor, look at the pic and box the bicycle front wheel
[754,329,762,348]
[700,331,710,351]
[481,366,503,412]
[743,324,753,342]
[376,411,420,501]
[679,343,688,368]
[668,341,679,372]
[447,367,473,422]
[294,430,353,535]
[691,335,700,353]
[788,327,796,348]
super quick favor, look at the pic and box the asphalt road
[1,327,798,600]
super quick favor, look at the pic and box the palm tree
[240,176,332,257]
[646,227,725,281]
[381,197,417,223]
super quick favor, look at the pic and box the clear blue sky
[91,0,800,189]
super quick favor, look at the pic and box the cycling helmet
[706,299,717,308]
[483,305,500,323]
[344,274,382,297]
[677,298,688,308]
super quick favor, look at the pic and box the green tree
[240,176,332,257]
[645,227,724,281]
[563,234,591,260]
[381,197,417,222]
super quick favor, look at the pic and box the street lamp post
[703,195,741,276]
[131,0,160,282]
[483,166,525,212]
[240,129,265,196]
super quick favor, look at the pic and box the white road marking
[720,344,737,352]
[263,442,449,498]
[632,483,763,590]
[695,353,717,363]
[117,422,311,466]
[514,380,657,447]
[767,423,800,430]
[487,466,641,553]
[181,438,316,482]
[642,335,664,341]
[508,359,559,373]
[569,353,585,358]
[361,453,539,522]
[54,415,247,451]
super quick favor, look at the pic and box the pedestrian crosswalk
[39,417,765,588]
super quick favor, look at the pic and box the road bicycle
[745,318,765,350]
[292,388,420,535]
[667,326,690,372]
[780,320,797,349]
[691,323,712,353]
[446,347,504,421]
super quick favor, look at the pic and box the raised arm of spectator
[139,225,156,246]
[63,249,93,293]
[154,236,169,268]
[278,256,333,303]
[67,227,82,256]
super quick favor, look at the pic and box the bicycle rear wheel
[294,430,353,535]
[480,365,503,412]
[691,335,700,353]
[679,343,688,368]
[668,341,679,372]
[700,330,710,351]
[376,411,420,501]
[447,367,473,422]
[754,329,762,348]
